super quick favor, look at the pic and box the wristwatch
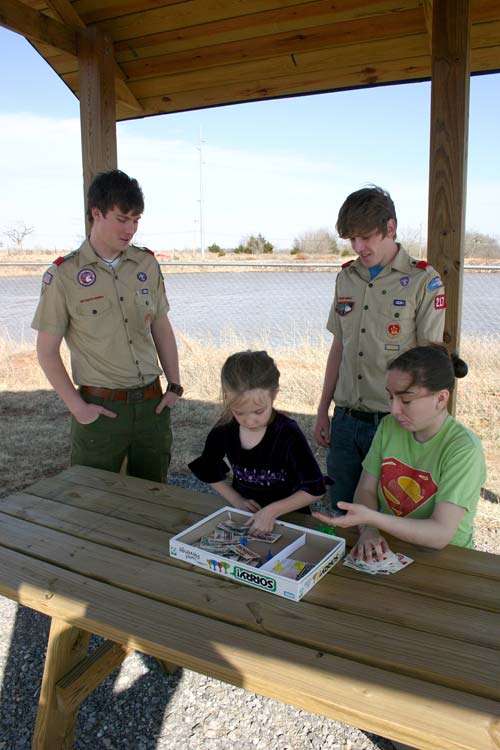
[166,382,184,397]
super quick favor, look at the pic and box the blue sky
[1,26,499,251]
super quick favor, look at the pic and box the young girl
[189,350,326,536]
[314,344,486,560]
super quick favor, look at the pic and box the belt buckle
[127,388,144,404]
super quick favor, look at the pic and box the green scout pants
[70,393,172,483]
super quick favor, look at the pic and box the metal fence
[1,261,500,350]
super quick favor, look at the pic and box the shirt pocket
[76,298,111,318]
[134,291,155,332]
[375,302,416,345]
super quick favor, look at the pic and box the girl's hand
[245,507,277,536]
[351,527,391,564]
[327,501,377,529]
[230,497,261,514]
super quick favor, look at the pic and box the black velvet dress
[188,411,326,512]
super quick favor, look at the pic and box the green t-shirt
[362,415,486,548]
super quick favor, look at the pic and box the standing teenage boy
[314,185,446,509]
[32,169,182,482]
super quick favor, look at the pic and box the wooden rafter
[0,0,77,54]
[423,0,433,51]
[0,0,142,114]
[44,0,143,114]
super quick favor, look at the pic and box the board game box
[169,507,345,601]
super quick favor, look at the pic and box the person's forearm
[317,338,342,413]
[262,490,320,521]
[353,485,379,533]
[151,317,180,385]
[358,508,453,549]
[209,480,245,504]
[37,344,84,415]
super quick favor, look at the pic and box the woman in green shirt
[314,344,486,561]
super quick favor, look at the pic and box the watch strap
[167,382,184,397]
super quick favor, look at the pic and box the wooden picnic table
[0,465,499,750]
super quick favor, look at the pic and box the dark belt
[336,406,389,424]
[80,377,162,403]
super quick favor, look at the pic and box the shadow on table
[0,603,182,750]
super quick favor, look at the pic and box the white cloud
[1,112,498,252]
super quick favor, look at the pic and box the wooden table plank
[3,484,499,614]
[1,513,499,700]
[1,495,499,648]
[29,466,500,580]
[27,467,221,515]
[0,544,499,750]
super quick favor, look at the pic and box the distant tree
[292,228,338,255]
[233,244,247,254]
[243,233,274,254]
[207,243,222,254]
[397,226,425,259]
[464,231,500,259]
[3,221,34,251]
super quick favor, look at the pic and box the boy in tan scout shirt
[314,185,446,510]
[32,169,182,482]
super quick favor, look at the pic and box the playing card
[247,531,282,543]
[229,543,261,561]
[217,521,250,535]
[343,550,414,575]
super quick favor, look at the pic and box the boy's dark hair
[336,185,397,239]
[86,169,144,224]
[388,344,468,393]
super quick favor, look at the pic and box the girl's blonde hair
[220,350,280,421]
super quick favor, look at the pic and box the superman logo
[380,457,437,516]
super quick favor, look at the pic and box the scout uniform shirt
[31,239,170,389]
[326,245,446,413]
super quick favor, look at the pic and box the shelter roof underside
[15,0,500,120]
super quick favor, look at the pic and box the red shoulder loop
[53,256,66,265]
[341,259,355,269]
[141,246,155,255]
[416,260,431,269]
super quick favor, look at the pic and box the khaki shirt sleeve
[414,270,446,344]
[31,267,69,337]
[326,276,342,338]
[153,263,170,320]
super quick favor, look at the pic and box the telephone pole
[197,128,205,259]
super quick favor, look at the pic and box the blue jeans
[327,407,381,508]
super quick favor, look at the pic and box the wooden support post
[427,0,471,413]
[78,25,118,236]
[156,658,182,676]
[32,618,90,750]
[56,640,130,715]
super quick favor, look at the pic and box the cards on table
[343,550,414,575]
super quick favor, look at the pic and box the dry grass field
[0,250,351,278]
[1,332,498,554]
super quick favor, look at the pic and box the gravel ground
[0,474,399,750]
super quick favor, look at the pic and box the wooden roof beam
[0,0,77,54]
[423,0,433,51]
[44,0,143,115]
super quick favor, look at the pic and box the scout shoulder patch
[415,259,441,278]
[341,259,354,269]
[53,250,78,266]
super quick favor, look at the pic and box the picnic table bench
[0,465,499,750]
